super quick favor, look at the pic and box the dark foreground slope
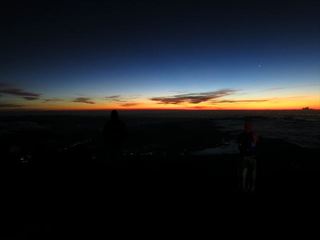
[2,138,319,238]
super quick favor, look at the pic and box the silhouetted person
[103,110,127,167]
[238,118,258,192]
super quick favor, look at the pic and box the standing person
[238,118,258,192]
[103,110,127,167]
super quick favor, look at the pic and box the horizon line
[1,108,319,112]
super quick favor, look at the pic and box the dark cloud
[73,97,95,104]
[211,99,269,104]
[0,88,40,98]
[105,95,139,103]
[105,95,121,99]
[23,96,39,101]
[105,95,124,102]
[0,103,23,108]
[151,89,236,104]
[121,103,138,107]
[43,98,63,102]
[0,84,41,100]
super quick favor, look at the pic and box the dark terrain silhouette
[1,110,320,238]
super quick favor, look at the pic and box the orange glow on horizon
[1,94,319,111]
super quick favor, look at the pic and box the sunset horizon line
[1,107,319,112]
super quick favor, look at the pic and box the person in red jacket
[238,118,258,192]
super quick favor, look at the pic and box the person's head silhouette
[110,110,119,122]
[244,118,253,133]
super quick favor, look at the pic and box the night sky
[0,0,319,110]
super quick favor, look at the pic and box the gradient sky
[0,0,319,110]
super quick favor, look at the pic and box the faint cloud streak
[120,103,138,107]
[151,89,236,104]
[43,98,63,103]
[211,99,269,104]
[105,95,121,99]
[24,96,39,101]
[73,97,95,104]
[0,83,41,100]
[0,103,24,108]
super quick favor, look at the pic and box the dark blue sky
[0,0,319,109]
